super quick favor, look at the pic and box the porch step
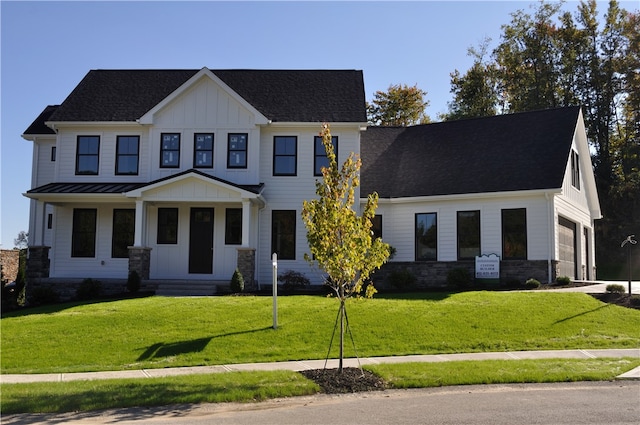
[154,280,220,297]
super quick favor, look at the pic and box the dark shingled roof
[32,69,365,127]
[360,106,581,198]
[23,105,59,135]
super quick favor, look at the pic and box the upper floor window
[228,133,248,168]
[194,133,213,168]
[502,208,527,260]
[160,133,180,168]
[416,213,437,261]
[157,208,178,244]
[457,210,480,260]
[76,136,100,175]
[72,208,97,257]
[112,209,135,258]
[314,135,338,176]
[225,208,242,245]
[273,136,297,176]
[116,136,139,175]
[571,150,580,189]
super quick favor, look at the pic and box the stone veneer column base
[237,248,256,290]
[128,246,151,280]
[26,246,50,279]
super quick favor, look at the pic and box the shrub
[29,285,60,306]
[605,284,625,294]
[524,278,541,289]
[230,269,244,293]
[127,270,141,293]
[278,270,310,292]
[556,276,571,286]
[76,278,102,300]
[388,269,417,289]
[447,267,472,289]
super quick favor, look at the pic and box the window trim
[225,208,243,245]
[193,133,214,169]
[75,135,100,175]
[115,135,140,175]
[160,133,180,168]
[71,208,97,257]
[457,210,481,260]
[501,208,528,260]
[112,209,135,258]
[415,212,438,261]
[157,208,178,244]
[271,210,296,260]
[273,136,298,176]
[314,135,338,176]
[227,133,248,169]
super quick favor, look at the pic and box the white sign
[475,254,500,280]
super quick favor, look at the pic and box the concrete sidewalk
[2,348,639,384]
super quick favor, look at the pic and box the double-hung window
[271,210,296,259]
[72,208,97,257]
[160,133,180,168]
[228,133,248,168]
[116,136,139,175]
[112,209,135,258]
[273,136,297,176]
[457,210,480,260]
[416,213,437,261]
[76,136,100,175]
[194,133,213,168]
[314,135,338,176]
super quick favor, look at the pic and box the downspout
[545,192,554,284]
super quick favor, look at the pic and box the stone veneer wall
[26,246,50,279]
[373,260,558,289]
[236,248,256,291]
[128,247,151,280]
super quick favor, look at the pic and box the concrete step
[154,280,220,297]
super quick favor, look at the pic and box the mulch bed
[300,367,386,394]
[590,293,640,310]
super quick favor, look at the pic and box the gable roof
[360,106,582,198]
[22,105,59,136]
[28,69,365,130]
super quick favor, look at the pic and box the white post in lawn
[272,253,278,329]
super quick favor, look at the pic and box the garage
[558,217,577,279]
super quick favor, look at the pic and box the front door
[189,208,214,274]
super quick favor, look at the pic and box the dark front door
[189,208,214,274]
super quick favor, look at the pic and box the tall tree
[13,231,28,250]
[302,124,390,373]
[367,83,430,126]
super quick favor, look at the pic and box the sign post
[272,253,278,329]
[621,235,637,295]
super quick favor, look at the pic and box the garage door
[558,217,577,279]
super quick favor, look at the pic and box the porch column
[241,200,251,247]
[133,199,146,246]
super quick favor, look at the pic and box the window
[314,135,338,176]
[112,209,135,258]
[416,213,437,261]
[273,136,297,176]
[76,136,99,175]
[116,136,139,175]
[194,133,213,168]
[51,146,56,162]
[272,210,296,260]
[72,209,97,257]
[47,213,53,229]
[571,150,580,189]
[228,133,248,168]
[457,210,480,260]
[160,133,180,168]
[502,208,527,260]
[225,208,242,245]
[371,215,382,240]
[157,208,178,244]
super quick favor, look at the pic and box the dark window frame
[457,210,481,260]
[51,146,56,162]
[371,214,382,240]
[194,133,214,168]
[314,135,338,176]
[160,133,180,168]
[227,133,248,169]
[273,136,298,176]
[271,210,296,260]
[415,212,438,261]
[571,150,580,190]
[502,208,528,260]
[157,208,178,244]
[112,209,135,258]
[115,135,140,175]
[71,208,97,257]
[75,135,100,175]
[225,208,243,245]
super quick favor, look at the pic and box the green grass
[2,358,638,414]
[2,292,639,374]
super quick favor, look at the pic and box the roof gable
[361,107,582,198]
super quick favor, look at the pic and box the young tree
[14,231,28,250]
[367,83,430,126]
[302,123,390,373]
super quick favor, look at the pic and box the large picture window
[502,208,527,260]
[112,209,135,258]
[314,135,338,176]
[160,133,180,168]
[157,208,178,244]
[457,210,480,260]
[194,133,213,168]
[76,136,100,175]
[225,208,242,245]
[273,136,297,176]
[116,136,139,175]
[72,209,97,257]
[416,213,437,261]
[228,133,248,168]
[271,210,296,260]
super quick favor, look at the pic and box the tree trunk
[339,298,345,373]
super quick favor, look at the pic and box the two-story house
[22,68,600,297]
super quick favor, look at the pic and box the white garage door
[558,217,577,279]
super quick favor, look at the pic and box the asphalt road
[5,381,639,425]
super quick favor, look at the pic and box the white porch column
[134,199,146,246]
[242,200,251,247]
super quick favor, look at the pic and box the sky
[1,0,636,249]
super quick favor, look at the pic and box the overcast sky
[1,0,636,248]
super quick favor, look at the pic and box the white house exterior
[22,68,600,297]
